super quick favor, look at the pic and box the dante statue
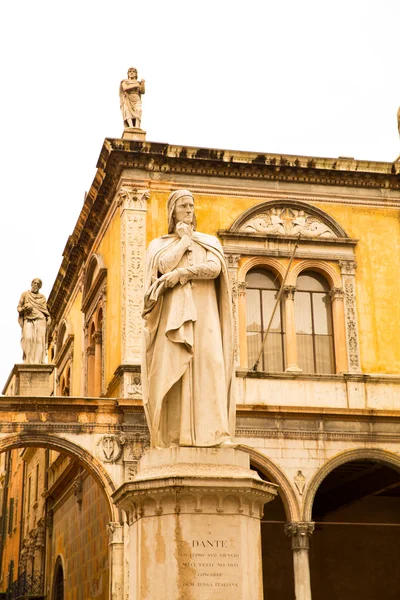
[17,278,51,364]
[142,190,235,448]
[119,67,145,129]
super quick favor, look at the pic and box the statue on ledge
[17,278,51,364]
[119,67,145,129]
[142,190,235,448]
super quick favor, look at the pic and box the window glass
[295,271,334,374]
[246,269,285,371]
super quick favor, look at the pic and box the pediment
[229,200,348,239]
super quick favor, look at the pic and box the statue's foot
[218,439,237,448]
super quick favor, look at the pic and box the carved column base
[2,364,55,396]
[113,447,277,600]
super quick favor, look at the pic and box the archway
[307,452,400,600]
[0,434,119,600]
[241,446,299,600]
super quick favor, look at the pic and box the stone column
[93,331,102,397]
[283,286,302,372]
[237,281,248,368]
[329,288,347,373]
[339,260,361,372]
[285,521,315,600]
[108,522,124,600]
[117,185,150,395]
[87,345,95,397]
[113,448,277,600]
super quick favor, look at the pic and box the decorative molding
[285,522,315,550]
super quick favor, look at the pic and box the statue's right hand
[176,222,193,242]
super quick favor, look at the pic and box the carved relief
[127,373,142,398]
[119,186,150,364]
[339,260,357,276]
[239,206,335,238]
[294,470,306,495]
[344,280,360,371]
[96,435,123,463]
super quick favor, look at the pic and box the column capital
[283,285,297,300]
[225,253,241,269]
[284,521,315,550]
[339,260,357,276]
[116,186,150,211]
[329,287,345,301]
[237,281,247,296]
[93,331,102,344]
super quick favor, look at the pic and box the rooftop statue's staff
[142,190,235,448]
[17,278,51,364]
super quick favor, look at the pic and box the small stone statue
[397,106,400,138]
[17,278,51,364]
[142,190,235,448]
[119,67,145,129]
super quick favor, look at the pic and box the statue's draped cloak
[142,233,235,447]
[17,291,50,363]
[119,81,142,122]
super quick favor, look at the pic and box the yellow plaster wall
[316,203,400,373]
[96,211,121,385]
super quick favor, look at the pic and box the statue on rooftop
[397,106,400,138]
[142,190,235,448]
[17,278,51,364]
[119,67,145,129]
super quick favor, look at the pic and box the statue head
[31,278,42,293]
[127,67,138,79]
[167,190,197,233]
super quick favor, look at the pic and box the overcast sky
[0,0,399,390]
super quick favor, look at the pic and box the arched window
[246,269,285,371]
[294,271,334,374]
[52,561,64,600]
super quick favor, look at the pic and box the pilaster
[117,185,150,390]
[339,260,361,372]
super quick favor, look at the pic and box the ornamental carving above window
[227,200,348,240]
[239,207,335,237]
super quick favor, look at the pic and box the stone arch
[287,259,342,288]
[302,447,400,521]
[229,199,348,238]
[238,444,301,521]
[51,555,65,600]
[0,432,120,522]
[82,253,105,300]
[238,257,287,283]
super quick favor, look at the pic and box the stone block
[2,364,54,397]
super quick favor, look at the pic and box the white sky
[0,0,399,390]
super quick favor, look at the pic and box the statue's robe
[17,291,50,363]
[119,80,143,124]
[142,232,235,448]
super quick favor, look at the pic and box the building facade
[1,134,400,599]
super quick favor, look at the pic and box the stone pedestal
[122,128,146,141]
[113,447,277,600]
[2,364,55,396]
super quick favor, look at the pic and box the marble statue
[17,278,51,364]
[119,67,145,129]
[142,190,235,448]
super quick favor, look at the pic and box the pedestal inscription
[113,448,277,600]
